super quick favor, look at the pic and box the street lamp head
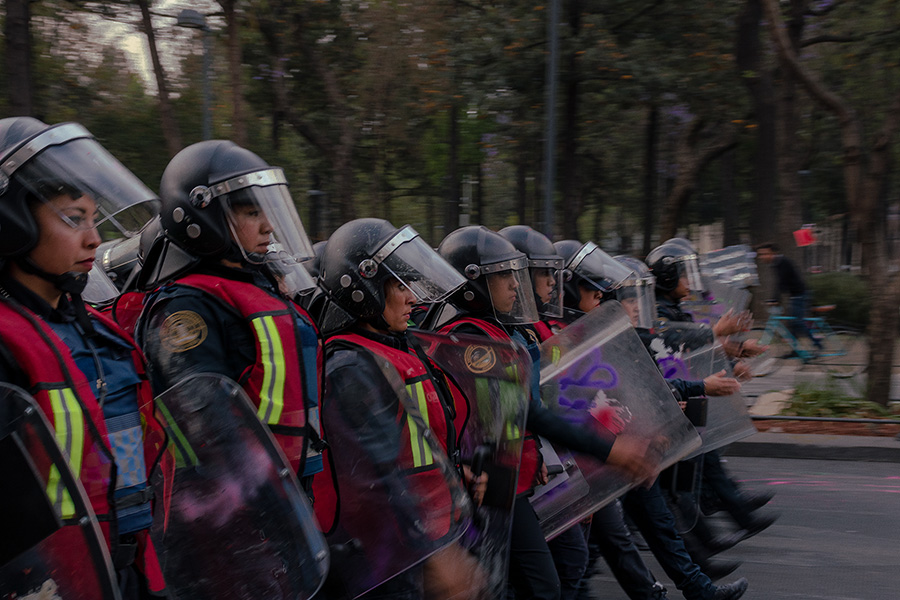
[177,9,208,30]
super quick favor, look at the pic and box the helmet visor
[530,259,564,319]
[375,226,466,304]
[483,258,540,324]
[616,275,656,329]
[568,242,632,292]
[3,123,159,240]
[219,168,317,295]
[676,253,705,292]
[83,263,121,305]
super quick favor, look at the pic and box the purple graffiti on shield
[554,348,619,424]
[657,355,690,380]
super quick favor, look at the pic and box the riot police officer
[0,116,166,598]
[436,225,656,600]
[136,140,324,487]
[315,218,485,600]
[542,245,749,600]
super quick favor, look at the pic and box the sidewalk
[722,389,900,463]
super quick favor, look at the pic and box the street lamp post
[177,9,212,141]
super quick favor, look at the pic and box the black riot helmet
[0,117,159,294]
[319,218,465,331]
[438,225,539,325]
[0,117,159,258]
[553,239,632,312]
[156,140,316,295]
[646,240,703,294]
[613,255,657,329]
[498,225,564,319]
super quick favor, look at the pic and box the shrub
[781,380,891,418]
[807,272,869,329]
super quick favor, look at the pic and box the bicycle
[747,303,867,378]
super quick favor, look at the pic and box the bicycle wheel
[813,329,868,378]
[746,328,794,377]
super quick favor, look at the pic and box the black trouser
[622,480,715,600]
[548,521,590,600]
[592,500,663,600]
[508,496,561,600]
[701,450,753,529]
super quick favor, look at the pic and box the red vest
[0,297,167,591]
[109,290,147,338]
[533,320,554,343]
[172,274,321,475]
[315,332,456,540]
[438,317,540,496]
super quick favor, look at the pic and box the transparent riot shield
[0,383,120,600]
[410,329,531,600]
[699,244,759,288]
[149,374,329,600]
[532,302,702,540]
[681,278,752,327]
[320,350,473,600]
[672,344,757,456]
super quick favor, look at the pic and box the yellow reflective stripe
[47,388,84,518]
[406,414,424,467]
[405,383,433,467]
[252,316,286,425]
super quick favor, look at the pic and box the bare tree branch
[804,0,844,17]
[611,0,665,33]
[800,34,863,47]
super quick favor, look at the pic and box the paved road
[586,456,900,599]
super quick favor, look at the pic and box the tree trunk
[737,0,778,246]
[866,269,900,405]
[642,103,658,257]
[219,0,247,146]
[559,0,583,240]
[773,0,809,266]
[721,148,739,246]
[658,119,737,240]
[5,0,33,116]
[444,103,460,233]
[516,145,528,224]
[137,0,182,157]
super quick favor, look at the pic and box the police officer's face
[487,271,519,313]
[533,268,556,304]
[577,286,603,313]
[620,297,640,327]
[230,203,274,255]
[30,193,102,275]
[673,275,690,300]
[383,278,416,332]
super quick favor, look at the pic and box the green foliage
[3,0,897,247]
[781,380,892,419]
[807,272,870,329]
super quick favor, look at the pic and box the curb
[722,432,900,463]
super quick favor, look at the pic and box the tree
[136,0,183,156]
[762,0,900,407]
[4,0,34,115]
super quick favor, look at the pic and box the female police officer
[0,116,166,598]
[136,140,323,487]
[435,225,655,600]
[314,217,486,600]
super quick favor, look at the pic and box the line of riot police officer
[1,118,766,600]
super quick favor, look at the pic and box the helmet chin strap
[16,256,89,296]
[16,256,97,336]
[363,314,394,333]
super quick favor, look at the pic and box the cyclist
[754,242,823,354]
